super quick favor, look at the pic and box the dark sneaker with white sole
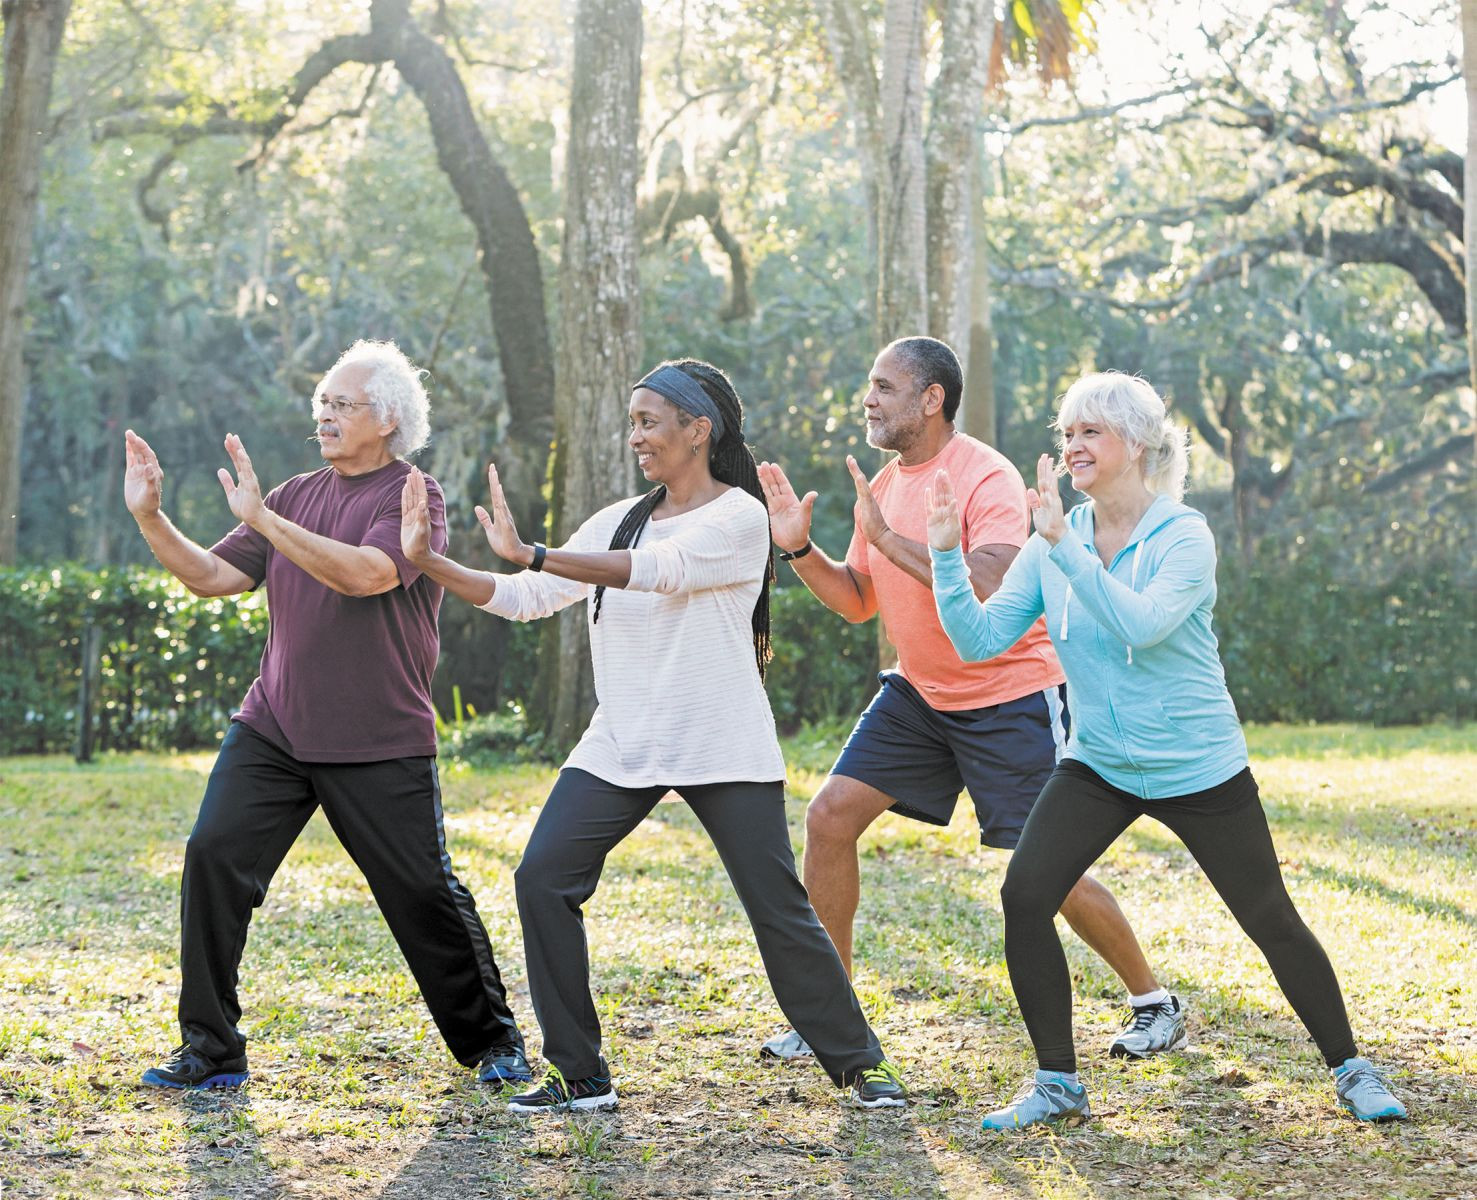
[849,1060,907,1108]
[477,1042,533,1084]
[508,1062,618,1114]
[1109,994,1188,1058]
[141,1044,249,1090]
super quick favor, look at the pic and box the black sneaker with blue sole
[141,1044,249,1090]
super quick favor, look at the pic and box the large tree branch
[1362,431,1476,494]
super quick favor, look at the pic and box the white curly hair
[313,340,431,458]
[1054,371,1190,501]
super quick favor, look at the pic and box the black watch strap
[528,542,548,572]
[778,540,813,562]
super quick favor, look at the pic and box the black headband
[633,365,727,445]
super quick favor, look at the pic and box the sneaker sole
[1340,1102,1408,1122]
[760,1048,815,1061]
[1110,1029,1189,1059]
[850,1096,907,1109]
[981,1109,1090,1132]
[479,1069,535,1084]
[508,1089,619,1116]
[141,1070,249,1090]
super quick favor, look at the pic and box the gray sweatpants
[514,767,884,1087]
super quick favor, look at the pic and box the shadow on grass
[372,1106,952,1200]
[1300,861,1477,929]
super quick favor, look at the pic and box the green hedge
[766,585,879,733]
[1216,561,1475,724]
[0,565,268,755]
[2,560,1470,757]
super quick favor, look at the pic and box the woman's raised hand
[924,469,962,552]
[400,467,433,564]
[757,461,816,554]
[476,462,532,565]
[1026,454,1067,544]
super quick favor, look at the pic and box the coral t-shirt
[210,460,447,763]
[845,433,1063,711]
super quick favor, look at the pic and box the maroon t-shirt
[210,460,448,763]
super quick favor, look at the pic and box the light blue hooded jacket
[930,493,1248,799]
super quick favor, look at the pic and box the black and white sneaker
[1109,994,1188,1058]
[141,1043,249,1090]
[507,1062,618,1115]
[849,1060,907,1109]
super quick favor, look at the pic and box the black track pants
[514,768,884,1087]
[1001,759,1357,1072]
[177,722,523,1065]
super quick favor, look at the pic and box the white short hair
[1055,371,1190,501]
[314,340,431,458]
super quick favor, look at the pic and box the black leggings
[1002,760,1357,1073]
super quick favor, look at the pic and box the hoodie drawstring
[1063,541,1146,664]
[1125,542,1144,665]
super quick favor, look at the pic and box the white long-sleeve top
[480,487,786,787]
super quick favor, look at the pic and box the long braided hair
[592,359,774,678]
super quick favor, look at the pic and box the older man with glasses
[125,340,529,1090]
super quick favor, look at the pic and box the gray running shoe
[1334,1057,1407,1122]
[760,1028,814,1060]
[981,1071,1090,1131]
[1109,994,1188,1058]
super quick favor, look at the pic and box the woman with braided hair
[400,359,906,1114]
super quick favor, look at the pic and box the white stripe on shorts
[1042,685,1068,763]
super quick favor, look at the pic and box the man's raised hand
[475,462,530,565]
[218,434,266,526]
[757,461,816,554]
[1025,453,1066,544]
[846,455,888,545]
[924,469,962,552]
[400,468,434,564]
[124,430,164,518]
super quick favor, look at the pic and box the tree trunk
[371,1,555,522]
[925,0,995,356]
[961,199,997,443]
[1464,0,1477,465]
[817,0,884,302]
[538,0,643,750]
[876,0,928,341]
[0,0,71,564]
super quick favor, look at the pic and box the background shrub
[2,558,1470,758]
[0,565,267,755]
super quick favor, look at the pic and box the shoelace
[1339,1063,1393,1093]
[1008,1078,1047,1106]
[859,1061,903,1088]
[1127,1001,1172,1032]
[535,1063,570,1100]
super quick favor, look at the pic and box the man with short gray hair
[126,340,529,1090]
[758,335,1184,1064]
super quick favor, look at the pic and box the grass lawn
[1,723,1474,1199]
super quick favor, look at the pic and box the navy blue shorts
[830,672,1069,849]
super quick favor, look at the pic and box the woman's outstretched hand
[476,462,533,566]
[1026,454,1067,544]
[924,469,962,552]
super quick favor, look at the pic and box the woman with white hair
[923,371,1406,1131]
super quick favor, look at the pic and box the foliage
[1,726,1474,1197]
[7,0,1471,731]
[1217,548,1476,725]
[766,585,878,733]
[0,564,266,755]
[4,552,1472,759]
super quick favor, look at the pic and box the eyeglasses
[315,397,373,417]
